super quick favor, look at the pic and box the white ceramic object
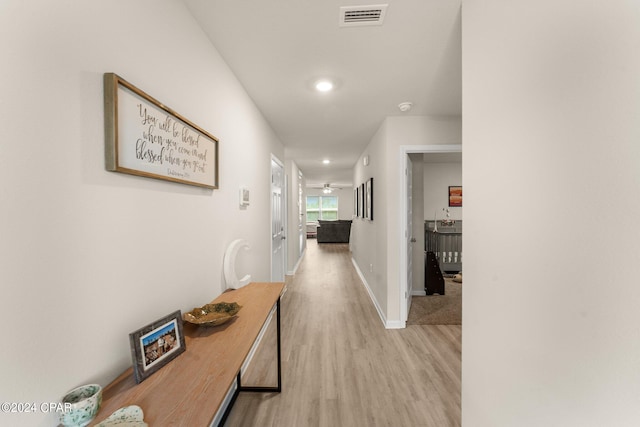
[59,384,102,427]
[95,405,147,426]
[223,239,251,290]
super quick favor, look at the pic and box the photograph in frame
[129,310,186,383]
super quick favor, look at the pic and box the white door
[298,171,305,256]
[271,158,285,282]
[405,157,414,317]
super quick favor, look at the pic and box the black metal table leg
[220,297,282,426]
[239,297,282,393]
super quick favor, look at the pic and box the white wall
[385,117,462,323]
[352,116,462,326]
[423,162,462,221]
[305,187,355,220]
[351,122,388,322]
[0,1,284,426]
[463,1,640,426]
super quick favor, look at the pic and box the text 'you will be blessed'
[135,104,209,175]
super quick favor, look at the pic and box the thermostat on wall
[240,187,250,207]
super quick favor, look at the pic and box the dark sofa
[316,220,352,243]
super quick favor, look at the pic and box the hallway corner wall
[351,116,461,326]
[0,2,284,425]
[463,1,640,425]
[351,121,388,323]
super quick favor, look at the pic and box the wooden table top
[90,282,285,426]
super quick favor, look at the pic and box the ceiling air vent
[339,4,388,27]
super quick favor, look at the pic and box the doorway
[271,156,286,282]
[399,144,462,324]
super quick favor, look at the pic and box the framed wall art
[360,183,365,218]
[449,186,462,207]
[104,73,219,189]
[365,177,374,220]
[129,310,186,383]
[354,187,358,217]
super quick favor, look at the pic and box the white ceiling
[181,0,462,186]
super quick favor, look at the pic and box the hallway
[226,239,461,426]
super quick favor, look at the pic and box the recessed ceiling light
[322,159,331,164]
[315,80,334,92]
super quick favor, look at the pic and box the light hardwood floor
[226,240,461,427]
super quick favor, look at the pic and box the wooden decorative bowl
[183,302,242,327]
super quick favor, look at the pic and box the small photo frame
[449,186,462,207]
[129,310,186,384]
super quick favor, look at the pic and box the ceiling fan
[306,183,347,193]
[306,182,351,194]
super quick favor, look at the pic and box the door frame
[271,154,287,282]
[399,144,462,324]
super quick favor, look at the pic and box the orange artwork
[449,186,462,207]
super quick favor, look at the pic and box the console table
[90,282,285,426]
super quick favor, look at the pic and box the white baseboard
[351,258,403,329]
[411,289,426,297]
[286,247,306,276]
[385,319,405,329]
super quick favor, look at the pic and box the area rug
[407,278,462,325]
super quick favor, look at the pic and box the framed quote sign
[104,73,219,189]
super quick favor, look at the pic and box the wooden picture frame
[104,73,219,189]
[360,183,365,218]
[354,187,358,217]
[365,177,374,220]
[129,310,186,384]
[449,186,462,207]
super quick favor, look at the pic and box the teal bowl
[59,384,102,427]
